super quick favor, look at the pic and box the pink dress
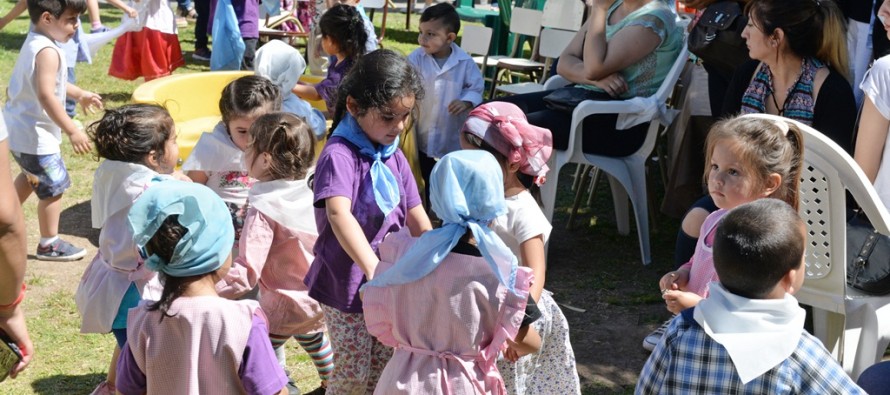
[680,208,727,297]
[363,230,532,394]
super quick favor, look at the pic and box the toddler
[109,0,183,80]
[117,180,288,395]
[304,49,431,393]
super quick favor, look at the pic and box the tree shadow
[60,200,99,247]
[31,372,104,395]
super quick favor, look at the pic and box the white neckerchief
[180,122,244,172]
[694,282,805,384]
[91,160,159,228]
[248,178,316,234]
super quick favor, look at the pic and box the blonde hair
[704,116,804,210]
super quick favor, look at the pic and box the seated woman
[676,0,855,268]
[496,0,682,157]
[854,0,890,211]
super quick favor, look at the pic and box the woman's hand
[590,73,628,98]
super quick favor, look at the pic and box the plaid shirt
[636,309,865,394]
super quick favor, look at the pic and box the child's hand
[658,269,689,293]
[662,290,702,314]
[503,345,521,362]
[69,130,92,154]
[171,171,192,181]
[78,91,103,114]
[123,5,138,18]
[447,100,473,115]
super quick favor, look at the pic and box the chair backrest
[742,113,890,312]
[538,28,575,59]
[460,25,494,57]
[362,0,386,9]
[542,0,584,30]
[509,7,543,36]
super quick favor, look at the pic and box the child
[643,116,804,351]
[408,2,484,200]
[304,49,432,393]
[108,0,184,80]
[292,3,367,118]
[637,199,865,393]
[460,102,581,394]
[216,112,333,393]
[73,104,179,395]
[254,40,328,138]
[327,0,378,53]
[117,180,289,395]
[362,150,540,394]
[5,0,103,261]
[182,75,281,246]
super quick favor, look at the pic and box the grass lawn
[0,2,681,394]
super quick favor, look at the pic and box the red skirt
[109,29,184,81]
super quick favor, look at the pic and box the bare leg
[36,194,62,239]
[13,173,31,204]
[107,345,120,389]
[87,0,102,28]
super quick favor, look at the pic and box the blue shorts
[11,151,71,199]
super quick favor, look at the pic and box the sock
[269,334,289,369]
[295,332,334,381]
[91,21,102,29]
[39,235,59,247]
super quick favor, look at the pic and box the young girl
[74,104,180,395]
[182,75,280,246]
[108,0,184,80]
[460,102,582,394]
[117,180,288,395]
[644,115,804,350]
[292,3,367,118]
[216,112,333,392]
[304,49,432,393]
[362,150,540,394]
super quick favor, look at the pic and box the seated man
[636,199,865,394]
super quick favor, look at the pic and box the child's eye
[709,164,718,171]
[727,168,739,176]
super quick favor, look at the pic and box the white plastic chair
[485,7,545,97]
[495,28,575,96]
[540,0,585,31]
[460,25,494,78]
[539,45,689,265]
[740,113,890,380]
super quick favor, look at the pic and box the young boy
[407,2,484,201]
[636,199,865,394]
[5,0,103,261]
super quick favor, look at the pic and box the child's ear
[762,173,782,197]
[39,11,53,24]
[447,32,457,43]
[145,150,160,170]
[346,96,358,116]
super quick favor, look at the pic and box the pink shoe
[90,381,116,395]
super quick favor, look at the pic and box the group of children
[2,0,874,392]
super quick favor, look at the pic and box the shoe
[304,386,326,395]
[192,48,212,62]
[177,4,197,19]
[91,25,109,34]
[284,371,301,395]
[36,238,86,261]
[90,381,115,395]
[642,319,671,352]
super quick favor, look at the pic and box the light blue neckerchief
[362,150,520,294]
[128,179,235,277]
[331,113,401,216]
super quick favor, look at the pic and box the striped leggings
[270,332,335,382]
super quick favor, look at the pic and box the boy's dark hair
[713,199,806,299]
[319,4,368,61]
[219,75,282,126]
[247,112,316,180]
[145,215,200,322]
[420,3,461,34]
[27,0,86,24]
[88,104,174,167]
[331,49,425,131]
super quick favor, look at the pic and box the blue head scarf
[128,179,235,277]
[362,150,520,294]
[331,113,401,216]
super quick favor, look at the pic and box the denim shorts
[11,151,71,199]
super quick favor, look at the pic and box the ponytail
[144,215,199,322]
[319,4,368,60]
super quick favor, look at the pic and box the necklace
[769,63,805,116]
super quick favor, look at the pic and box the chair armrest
[543,75,570,90]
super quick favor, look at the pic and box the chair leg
[540,160,561,223]
[587,167,601,206]
[567,168,589,230]
[608,175,631,236]
[628,169,652,265]
[571,164,587,192]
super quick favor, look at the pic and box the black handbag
[688,1,750,77]
[846,214,890,295]
[542,85,602,113]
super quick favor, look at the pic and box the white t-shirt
[5,32,67,155]
[0,110,8,142]
[860,55,890,212]
[491,190,552,264]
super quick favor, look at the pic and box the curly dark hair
[247,112,316,180]
[88,104,175,169]
[331,49,424,131]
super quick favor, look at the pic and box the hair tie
[772,119,790,135]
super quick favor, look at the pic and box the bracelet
[0,283,26,311]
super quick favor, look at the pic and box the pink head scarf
[461,102,553,185]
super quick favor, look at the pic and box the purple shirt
[305,136,422,313]
[315,56,355,117]
[208,0,259,38]
[116,313,287,395]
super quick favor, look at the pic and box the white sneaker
[642,319,672,352]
